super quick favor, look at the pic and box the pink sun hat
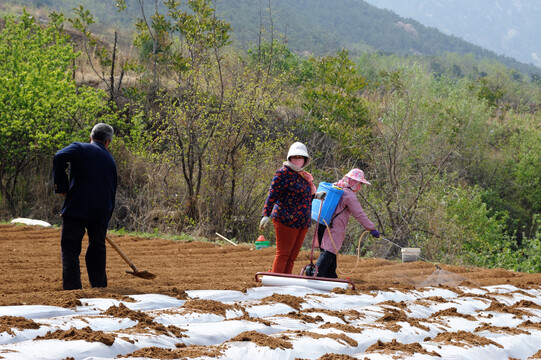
[345,168,371,185]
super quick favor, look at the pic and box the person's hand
[315,191,326,200]
[259,216,270,231]
[370,229,380,238]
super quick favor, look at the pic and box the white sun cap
[287,142,311,165]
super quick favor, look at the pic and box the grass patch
[109,228,208,243]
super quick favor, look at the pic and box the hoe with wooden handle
[105,234,156,279]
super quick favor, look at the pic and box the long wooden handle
[106,234,138,272]
[215,232,238,246]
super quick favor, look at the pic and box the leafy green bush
[0,10,112,211]
[423,183,540,272]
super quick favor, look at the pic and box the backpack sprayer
[311,182,442,271]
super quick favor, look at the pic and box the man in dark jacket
[53,123,117,290]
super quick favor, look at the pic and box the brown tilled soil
[2,224,541,307]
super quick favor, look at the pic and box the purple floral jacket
[262,166,312,229]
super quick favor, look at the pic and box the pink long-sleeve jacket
[318,188,375,254]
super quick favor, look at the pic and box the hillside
[2,0,540,76]
[364,0,541,69]
[218,0,540,75]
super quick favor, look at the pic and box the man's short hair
[91,123,114,143]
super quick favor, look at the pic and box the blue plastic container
[311,182,344,225]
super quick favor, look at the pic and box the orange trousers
[271,219,309,274]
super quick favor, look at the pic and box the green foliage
[469,61,541,110]
[446,186,512,267]
[488,115,541,238]
[68,5,94,43]
[515,215,541,272]
[464,109,541,241]
[166,0,231,53]
[361,53,540,247]
[457,193,541,273]
[510,127,541,215]
[247,39,300,75]
[358,52,541,111]
[300,49,370,160]
[410,179,540,273]
[123,0,231,77]
[475,77,505,108]
[68,5,138,74]
[0,10,111,209]
[369,63,492,251]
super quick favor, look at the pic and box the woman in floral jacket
[260,142,325,274]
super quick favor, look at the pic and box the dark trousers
[315,224,338,278]
[316,250,338,278]
[61,216,108,290]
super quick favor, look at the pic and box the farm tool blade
[105,234,156,280]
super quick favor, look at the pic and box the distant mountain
[216,0,539,74]
[3,0,540,75]
[363,0,541,68]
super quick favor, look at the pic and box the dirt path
[1,224,540,307]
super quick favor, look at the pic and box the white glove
[315,191,327,200]
[259,216,270,231]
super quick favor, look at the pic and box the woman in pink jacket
[315,169,379,278]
